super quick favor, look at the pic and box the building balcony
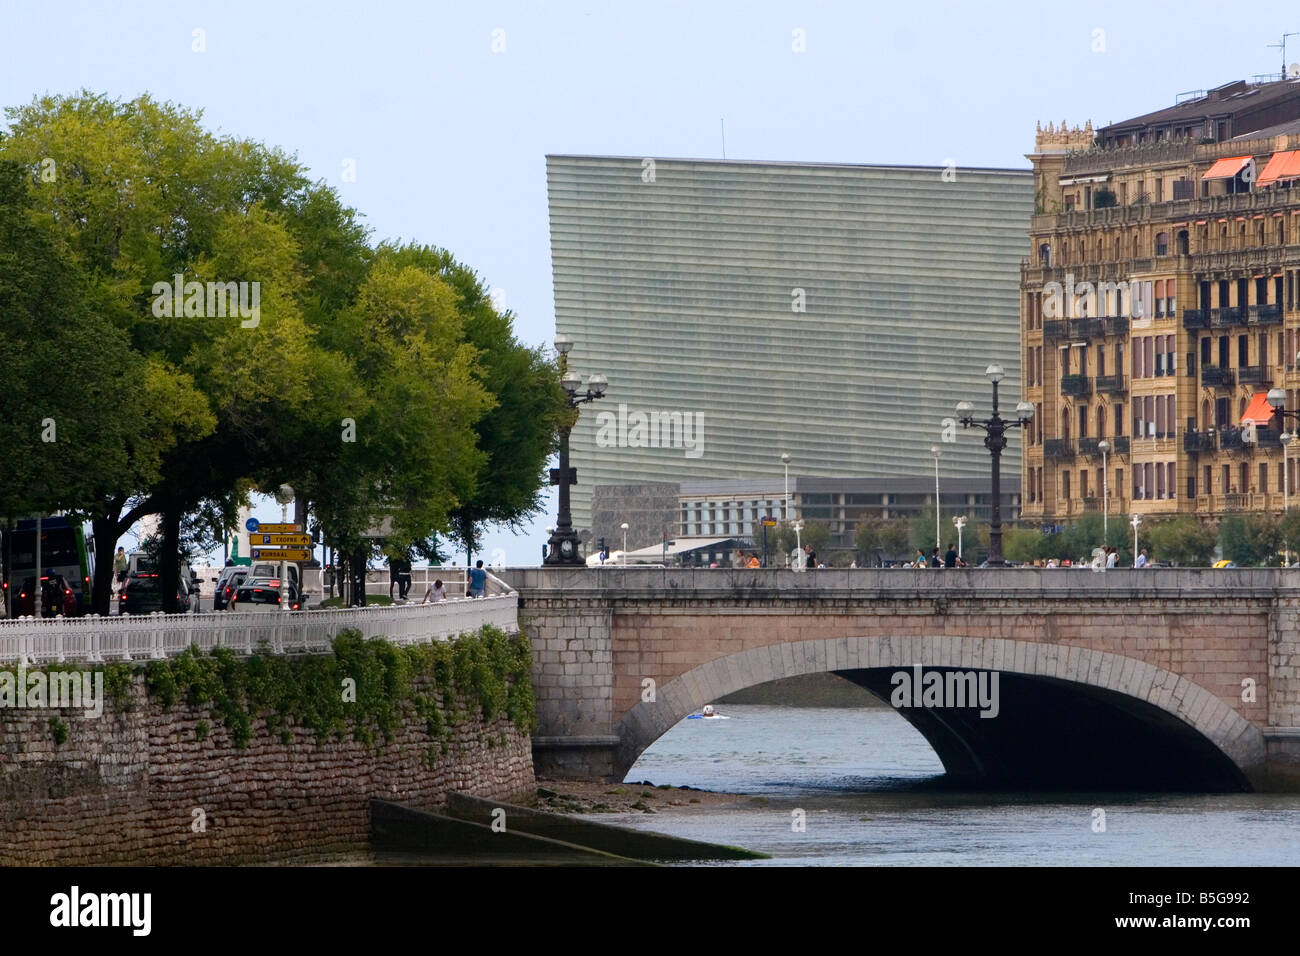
[1182,309,1209,330]
[1105,315,1129,336]
[1060,374,1092,397]
[1112,436,1130,455]
[1220,427,1244,450]
[1201,366,1235,387]
[1081,497,1100,513]
[1249,303,1283,327]
[1043,320,1067,342]
[1043,439,1075,460]
[1184,430,1216,453]
[1209,307,1247,329]
[1095,374,1126,394]
[1237,365,1272,386]
[1078,437,1100,457]
[1073,318,1104,339]
[1250,426,1282,447]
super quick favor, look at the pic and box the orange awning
[1202,155,1254,180]
[1242,392,1277,426]
[1257,150,1300,187]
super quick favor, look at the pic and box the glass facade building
[547,155,1035,529]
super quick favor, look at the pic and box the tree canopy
[0,92,563,611]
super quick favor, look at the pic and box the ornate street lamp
[1130,513,1142,568]
[952,514,967,562]
[931,445,942,552]
[956,364,1034,567]
[545,335,608,565]
[1268,388,1299,567]
[1098,439,1111,547]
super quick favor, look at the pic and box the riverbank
[533,778,748,814]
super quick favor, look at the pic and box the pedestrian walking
[1136,549,1149,569]
[944,543,958,568]
[468,559,488,598]
[804,544,817,570]
[114,547,129,591]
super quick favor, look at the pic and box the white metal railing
[0,594,518,665]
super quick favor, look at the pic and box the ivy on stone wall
[124,625,536,750]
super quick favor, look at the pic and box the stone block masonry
[0,672,534,866]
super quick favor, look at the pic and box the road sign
[761,518,777,527]
[245,518,260,532]
[251,534,311,547]
[250,548,311,562]
[252,523,302,535]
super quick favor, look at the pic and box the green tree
[854,514,911,565]
[1146,516,1217,567]
[801,520,831,557]
[1002,526,1045,564]
[0,161,185,612]
[375,243,567,561]
[1219,513,1282,566]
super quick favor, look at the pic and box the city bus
[3,516,96,616]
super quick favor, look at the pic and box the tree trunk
[159,505,182,613]
[2,518,12,618]
[90,514,121,616]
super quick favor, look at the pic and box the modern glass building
[547,155,1035,529]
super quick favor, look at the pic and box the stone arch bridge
[500,567,1300,791]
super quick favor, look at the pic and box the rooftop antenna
[1267,32,1300,80]
[720,118,726,159]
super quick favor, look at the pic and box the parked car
[230,577,301,611]
[212,566,250,611]
[119,572,191,615]
[1212,559,1237,569]
[16,574,78,617]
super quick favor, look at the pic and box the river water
[609,704,1300,866]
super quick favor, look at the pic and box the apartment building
[1022,78,1300,522]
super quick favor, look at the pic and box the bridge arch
[615,635,1265,791]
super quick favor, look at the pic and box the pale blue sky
[5,0,1298,565]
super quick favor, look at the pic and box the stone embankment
[0,630,535,865]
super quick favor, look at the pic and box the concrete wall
[0,673,534,865]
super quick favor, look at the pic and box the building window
[1155,232,1168,256]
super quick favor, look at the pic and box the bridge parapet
[0,595,518,665]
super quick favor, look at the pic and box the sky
[4,0,1299,566]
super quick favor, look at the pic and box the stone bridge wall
[0,673,534,865]
[505,567,1300,789]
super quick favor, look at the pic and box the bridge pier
[506,567,1300,790]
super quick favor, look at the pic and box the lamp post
[275,484,294,611]
[621,522,629,565]
[792,519,804,571]
[1098,439,1110,547]
[1130,513,1142,568]
[781,452,791,522]
[545,334,608,565]
[1267,388,1300,567]
[956,364,1035,567]
[952,515,966,562]
[931,445,941,553]
[1283,431,1293,566]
